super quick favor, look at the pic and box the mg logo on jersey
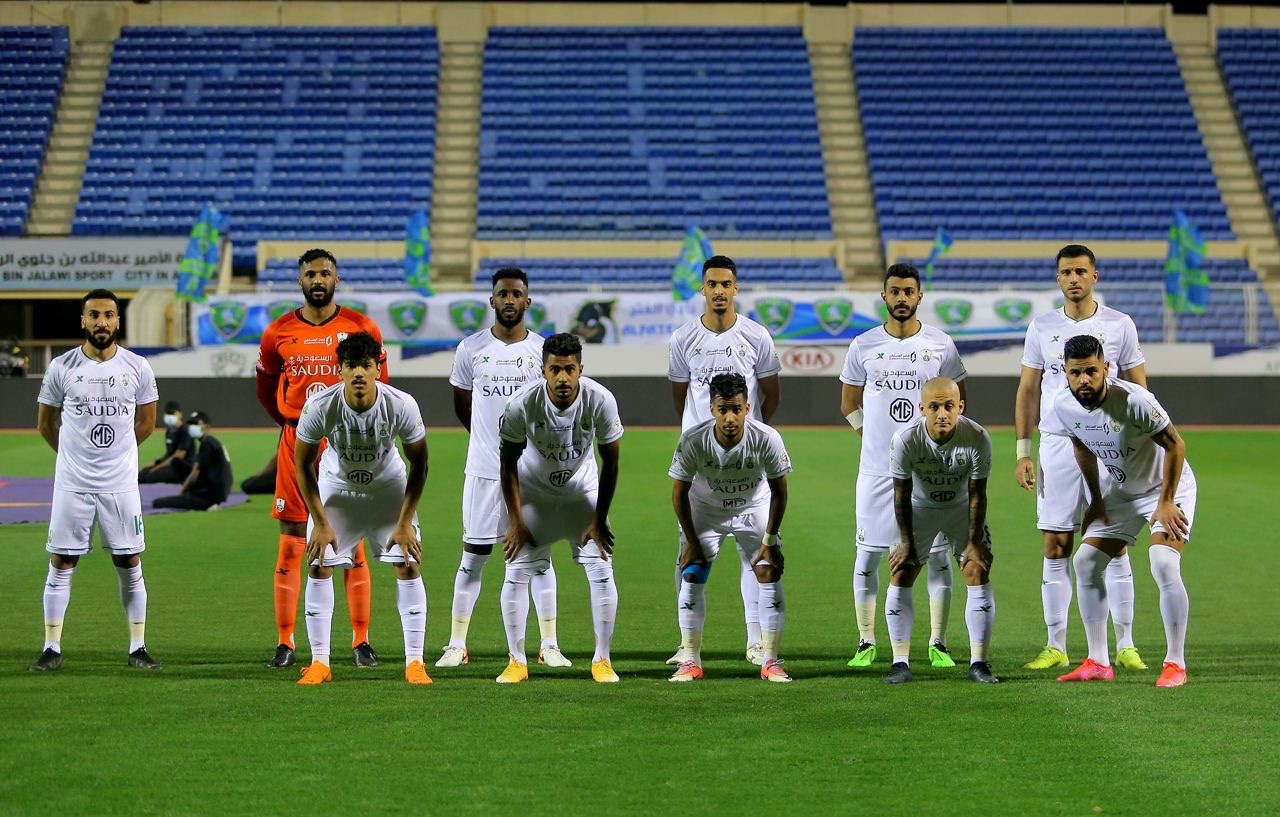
[1106,464,1126,485]
[90,423,115,448]
[994,298,1033,326]
[753,298,793,336]
[815,297,853,335]
[549,469,572,487]
[722,497,749,509]
[210,300,247,340]
[389,299,428,338]
[268,300,302,321]
[450,299,488,334]
[889,398,914,423]
[934,299,973,327]
[781,346,835,373]
[930,490,957,503]
[347,470,373,484]
[306,382,327,398]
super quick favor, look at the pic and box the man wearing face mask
[139,401,194,484]
[153,411,232,512]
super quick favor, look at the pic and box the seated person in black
[154,410,232,511]
[139,400,195,484]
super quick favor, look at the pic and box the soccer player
[138,400,194,484]
[668,373,793,683]
[1015,245,1149,672]
[293,333,431,686]
[839,263,967,670]
[437,268,568,669]
[496,333,623,684]
[30,289,162,672]
[1051,336,1193,688]
[884,377,998,684]
[667,254,781,666]
[152,410,232,511]
[256,248,388,669]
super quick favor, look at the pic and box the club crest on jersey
[994,298,1033,326]
[210,300,247,340]
[450,299,488,334]
[526,302,553,334]
[337,300,368,315]
[815,297,854,335]
[754,298,793,336]
[934,299,973,327]
[389,299,428,337]
[268,300,302,321]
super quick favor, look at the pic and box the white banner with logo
[190,289,1067,347]
[0,237,188,291]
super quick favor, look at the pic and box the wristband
[1016,439,1032,459]
[845,409,864,430]
[763,532,782,549]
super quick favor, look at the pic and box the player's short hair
[336,332,381,368]
[708,373,748,404]
[298,248,338,270]
[1056,244,1096,267]
[491,266,528,288]
[542,332,582,363]
[1063,334,1104,362]
[702,255,737,278]
[883,263,920,288]
[82,289,121,311]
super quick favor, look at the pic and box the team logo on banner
[814,297,854,335]
[875,301,890,322]
[934,298,973,327]
[526,302,553,334]
[389,299,428,337]
[338,299,368,315]
[449,299,488,334]
[754,298,794,336]
[268,300,302,321]
[210,300,247,340]
[994,298,1033,325]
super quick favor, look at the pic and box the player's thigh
[307,487,368,568]
[46,489,96,556]
[520,492,586,550]
[1082,495,1147,547]
[907,505,956,564]
[273,426,310,523]
[462,474,505,546]
[93,490,146,555]
[507,541,553,571]
[1137,471,1198,544]
[684,507,733,564]
[725,505,769,562]
[1036,434,1086,532]
[363,488,420,565]
[855,472,898,548]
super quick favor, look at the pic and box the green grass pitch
[0,426,1275,816]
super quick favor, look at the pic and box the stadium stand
[900,257,1280,347]
[476,27,832,240]
[71,26,438,268]
[856,28,1234,241]
[1217,29,1280,235]
[0,26,69,236]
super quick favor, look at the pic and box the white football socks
[677,580,707,663]
[584,561,617,663]
[530,561,559,650]
[1148,545,1189,668]
[739,557,762,648]
[965,583,995,664]
[42,565,73,652]
[1073,544,1112,666]
[853,547,882,643]
[448,550,488,648]
[758,580,785,661]
[1106,553,1136,650]
[500,564,531,665]
[885,584,914,664]
[397,577,427,665]
[926,549,953,645]
[304,576,334,666]
[115,562,148,653]
[1041,556,1072,651]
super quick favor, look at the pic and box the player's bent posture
[667,254,781,666]
[669,374,793,683]
[438,267,567,669]
[1016,244,1149,671]
[256,248,388,669]
[293,333,431,686]
[31,289,162,672]
[840,264,968,670]
[885,378,998,684]
[497,333,623,684]
[1051,336,1192,688]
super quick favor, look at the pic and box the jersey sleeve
[667,328,690,383]
[1044,393,1072,437]
[839,339,866,386]
[255,321,283,377]
[972,428,993,480]
[1116,315,1146,372]
[753,328,782,378]
[397,394,427,445]
[36,356,64,407]
[498,394,529,444]
[888,428,911,479]
[593,388,625,444]
[448,338,473,390]
[761,427,792,479]
[667,432,698,482]
[942,336,967,381]
[1129,389,1171,437]
[1021,317,1045,370]
[135,359,159,406]
[295,397,326,445]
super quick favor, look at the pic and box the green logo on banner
[268,300,302,321]
[210,300,247,340]
[338,299,368,315]
[526,302,553,334]
[814,297,854,335]
[994,298,1033,325]
[449,299,488,334]
[389,299,428,337]
[934,298,973,327]
[754,298,794,336]
[875,301,890,322]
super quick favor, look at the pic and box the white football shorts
[307,481,418,567]
[856,471,946,553]
[904,502,993,564]
[1082,466,1197,546]
[509,486,609,566]
[46,489,145,556]
[679,503,769,566]
[461,474,506,546]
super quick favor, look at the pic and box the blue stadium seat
[0,26,69,234]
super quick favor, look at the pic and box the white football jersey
[499,376,624,497]
[38,346,159,493]
[296,381,426,489]
[1048,379,1190,499]
[889,415,992,509]
[840,323,966,477]
[1022,304,1144,434]
[449,329,544,479]
[668,315,781,432]
[668,418,792,511]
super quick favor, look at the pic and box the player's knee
[681,562,711,584]
[396,563,420,581]
[308,564,332,580]
[110,553,139,569]
[962,560,989,586]
[1043,532,1073,559]
[753,561,781,583]
[464,542,493,556]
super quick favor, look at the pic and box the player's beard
[494,304,526,329]
[84,325,118,350]
[889,302,918,322]
[304,283,335,308]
